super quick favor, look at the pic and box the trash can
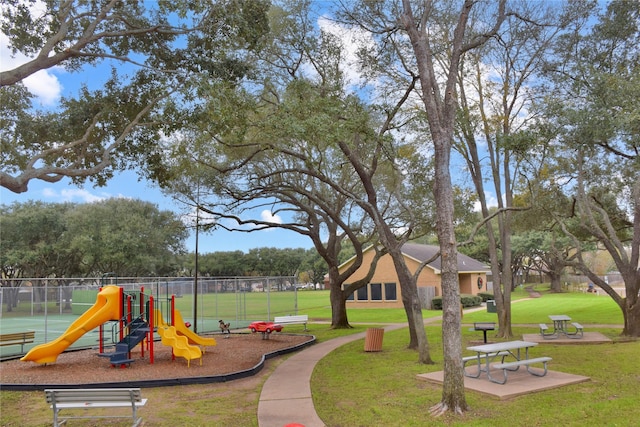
[364,328,384,352]
[486,300,497,313]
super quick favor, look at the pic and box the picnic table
[549,315,571,334]
[540,315,583,339]
[464,340,551,384]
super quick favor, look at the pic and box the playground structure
[20,285,216,367]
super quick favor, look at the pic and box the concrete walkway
[257,323,407,427]
[256,307,495,427]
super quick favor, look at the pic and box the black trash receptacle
[486,300,497,313]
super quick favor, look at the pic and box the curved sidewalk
[257,324,407,427]
[257,306,494,427]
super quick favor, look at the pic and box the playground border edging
[0,333,316,391]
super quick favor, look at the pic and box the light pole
[193,204,199,333]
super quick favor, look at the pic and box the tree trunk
[396,260,417,349]
[494,285,512,337]
[329,290,350,329]
[389,247,432,363]
[619,258,640,337]
[328,268,351,329]
[4,287,19,312]
[548,270,563,293]
[430,133,468,415]
[623,298,640,337]
[400,289,418,349]
[34,285,44,313]
[399,0,507,416]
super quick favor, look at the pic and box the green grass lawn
[2,286,637,426]
[312,325,639,426]
[311,286,636,426]
[465,292,624,326]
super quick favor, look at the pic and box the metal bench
[462,351,509,364]
[462,351,510,378]
[0,331,35,352]
[274,314,309,331]
[45,388,147,427]
[539,323,557,339]
[568,322,584,338]
[492,357,552,384]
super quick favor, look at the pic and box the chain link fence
[0,276,299,359]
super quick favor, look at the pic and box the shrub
[461,294,482,307]
[477,292,494,302]
[431,294,482,310]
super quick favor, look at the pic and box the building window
[371,283,382,300]
[344,284,354,300]
[357,286,368,301]
[384,283,397,300]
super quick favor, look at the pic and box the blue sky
[0,170,315,254]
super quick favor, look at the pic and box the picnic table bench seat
[491,356,552,384]
[45,388,147,427]
[462,351,510,366]
[0,331,35,352]
[539,323,557,339]
[273,314,309,331]
[462,351,510,378]
[568,322,584,338]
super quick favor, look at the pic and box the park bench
[539,323,557,339]
[492,356,552,383]
[274,314,309,331]
[0,331,35,352]
[45,388,147,427]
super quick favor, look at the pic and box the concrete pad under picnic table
[417,368,590,400]
[522,331,612,345]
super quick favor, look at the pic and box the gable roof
[400,243,489,274]
[338,243,490,274]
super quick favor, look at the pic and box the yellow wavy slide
[172,309,217,351]
[156,324,202,367]
[21,285,121,364]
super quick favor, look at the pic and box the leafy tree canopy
[1,0,271,193]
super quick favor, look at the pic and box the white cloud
[473,192,499,212]
[181,206,217,228]
[1,26,63,106]
[23,69,63,106]
[260,210,283,224]
[41,188,106,203]
[317,17,373,89]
